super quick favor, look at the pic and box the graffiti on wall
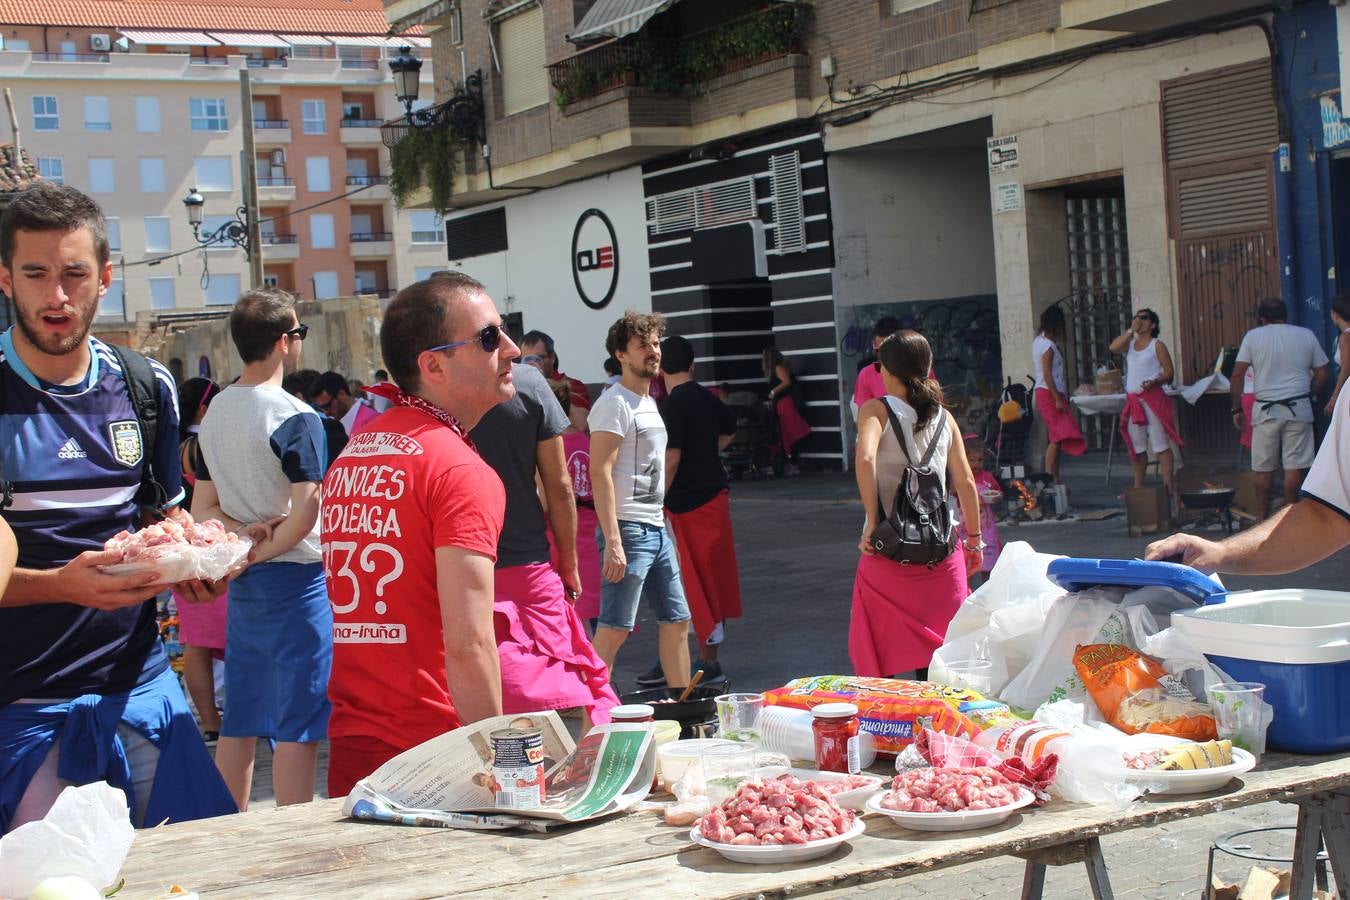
[838,295,1002,433]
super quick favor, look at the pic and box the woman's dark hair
[761,347,786,379]
[1135,308,1160,338]
[1333,294,1350,323]
[879,330,942,427]
[1038,306,1067,343]
[548,377,571,415]
[177,377,219,440]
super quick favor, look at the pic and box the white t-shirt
[1032,335,1066,393]
[1125,337,1164,393]
[587,383,667,527]
[1235,324,1329,422]
[876,396,951,519]
[1302,383,1350,518]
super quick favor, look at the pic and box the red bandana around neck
[364,382,472,445]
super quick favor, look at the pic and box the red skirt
[1034,388,1087,456]
[773,396,812,455]
[666,490,743,644]
[848,550,968,677]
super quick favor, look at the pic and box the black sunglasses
[283,324,309,340]
[426,323,503,354]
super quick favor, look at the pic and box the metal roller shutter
[1162,65,1277,166]
[1177,165,1271,237]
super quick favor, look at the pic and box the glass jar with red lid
[811,702,861,774]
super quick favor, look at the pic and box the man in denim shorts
[588,312,691,690]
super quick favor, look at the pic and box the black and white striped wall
[641,125,844,468]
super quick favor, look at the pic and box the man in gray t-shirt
[471,364,618,727]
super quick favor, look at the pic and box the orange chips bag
[1072,644,1217,741]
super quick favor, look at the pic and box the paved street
[244,449,1344,896]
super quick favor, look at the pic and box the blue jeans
[596,521,691,632]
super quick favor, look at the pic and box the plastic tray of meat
[101,519,252,584]
[865,767,1035,832]
[689,818,865,864]
[751,767,884,811]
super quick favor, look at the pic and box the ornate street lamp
[380,46,486,150]
[182,187,252,259]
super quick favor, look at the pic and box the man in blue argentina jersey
[0,182,235,833]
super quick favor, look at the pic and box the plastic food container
[656,738,737,790]
[1172,589,1350,753]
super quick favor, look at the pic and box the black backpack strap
[109,344,169,514]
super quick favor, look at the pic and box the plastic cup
[934,659,997,696]
[1206,681,1267,760]
[715,692,764,745]
[702,743,756,804]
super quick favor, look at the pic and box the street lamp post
[182,187,252,258]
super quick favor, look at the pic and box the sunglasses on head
[282,324,309,340]
[426,323,503,355]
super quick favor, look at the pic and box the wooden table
[118,752,1350,899]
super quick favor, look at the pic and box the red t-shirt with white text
[322,406,505,747]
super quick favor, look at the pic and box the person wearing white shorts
[1231,298,1330,519]
[1109,308,1177,497]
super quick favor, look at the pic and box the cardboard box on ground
[1125,484,1171,534]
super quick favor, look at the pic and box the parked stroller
[721,390,773,480]
[985,376,1036,474]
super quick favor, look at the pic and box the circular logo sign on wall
[571,208,619,310]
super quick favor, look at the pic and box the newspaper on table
[342,711,656,831]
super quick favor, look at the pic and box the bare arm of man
[1312,363,1331,397]
[245,481,321,565]
[1146,498,1350,574]
[437,545,502,724]
[1327,333,1350,416]
[538,435,580,600]
[1229,360,1250,430]
[590,430,625,583]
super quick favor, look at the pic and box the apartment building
[0,0,450,329]
[397,0,1343,463]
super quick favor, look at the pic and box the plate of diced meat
[751,767,884,811]
[691,775,865,864]
[864,766,1035,832]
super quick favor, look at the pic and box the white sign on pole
[987,135,1020,173]
[994,182,1022,214]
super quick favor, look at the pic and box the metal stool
[1205,826,1329,898]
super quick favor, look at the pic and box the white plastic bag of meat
[101,518,251,583]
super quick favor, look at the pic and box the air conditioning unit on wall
[90,34,111,51]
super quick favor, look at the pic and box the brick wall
[970,0,1060,49]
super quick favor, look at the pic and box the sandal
[202,730,219,746]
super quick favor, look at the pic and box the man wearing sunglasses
[307,371,379,439]
[193,291,331,812]
[323,273,524,797]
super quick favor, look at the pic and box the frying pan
[619,684,728,737]
[1179,487,1235,509]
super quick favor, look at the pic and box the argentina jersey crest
[108,420,144,468]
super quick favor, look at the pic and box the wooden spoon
[677,669,705,703]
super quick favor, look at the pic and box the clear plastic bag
[101,520,251,583]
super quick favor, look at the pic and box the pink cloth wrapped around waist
[494,562,617,724]
[1033,388,1086,456]
[1118,385,1183,460]
[848,551,967,677]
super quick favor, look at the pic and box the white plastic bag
[0,783,135,899]
[101,536,251,584]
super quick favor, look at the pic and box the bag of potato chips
[1072,644,1217,741]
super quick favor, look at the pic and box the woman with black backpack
[849,331,982,679]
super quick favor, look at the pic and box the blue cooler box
[1172,589,1350,754]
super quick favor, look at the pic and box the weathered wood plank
[116,752,1350,898]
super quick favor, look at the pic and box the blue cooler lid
[1046,558,1227,606]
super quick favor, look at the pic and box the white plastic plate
[689,817,865,864]
[1120,747,1255,795]
[864,786,1035,832]
[751,766,885,811]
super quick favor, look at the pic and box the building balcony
[32,52,109,63]
[260,233,300,260]
[356,286,397,299]
[245,57,288,69]
[346,174,390,199]
[547,4,811,110]
[256,177,296,202]
[1060,0,1258,31]
[350,233,394,257]
[340,120,385,145]
[253,120,291,144]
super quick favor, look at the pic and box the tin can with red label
[490,728,546,809]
